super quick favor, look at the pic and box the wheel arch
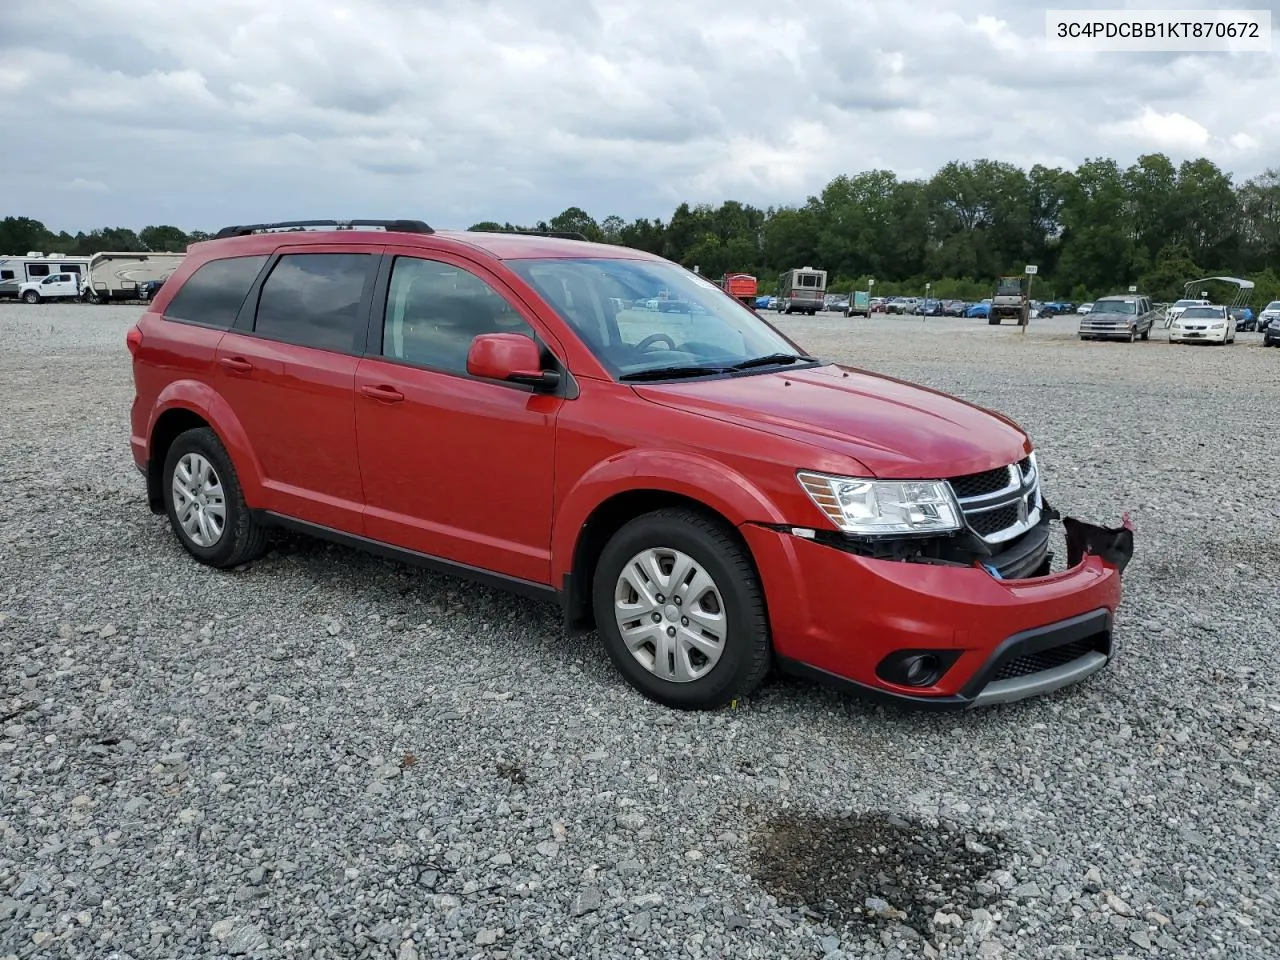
[559,487,764,635]
[145,385,265,513]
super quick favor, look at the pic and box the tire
[1140,326,1149,341]
[988,316,999,325]
[1128,328,1135,343]
[21,290,39,304]
[592,507,771,710]
[162,426,267,569]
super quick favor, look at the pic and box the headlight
[797,472,962,535]
[1211,322,1225,329]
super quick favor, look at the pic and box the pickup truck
[18,273,83,303]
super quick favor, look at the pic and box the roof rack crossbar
[213,219,434,240]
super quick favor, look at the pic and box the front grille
[949,467,1011,498]
[991,636,1100,681]
[968,504,1020,536]
[947,456,1039,544]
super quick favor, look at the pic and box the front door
[214,245,380,533]
[354,252,563,585]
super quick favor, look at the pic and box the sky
[2,0,1278,234]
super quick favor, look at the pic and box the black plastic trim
[775,655,971,711]
[253,511,559,604]
[215,219,433,239]
[957,608,1112,700]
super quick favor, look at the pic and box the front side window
[507,257,808,380]
[254,253,371,352]
[381,257,535,375]
[166,255,269,329]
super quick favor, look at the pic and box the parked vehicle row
[128,218,1134,712]
[6,250,183,304]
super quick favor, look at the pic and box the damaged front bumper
[744,504,1135,708]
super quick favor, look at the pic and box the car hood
[632,363,1030,479]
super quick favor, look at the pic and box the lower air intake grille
[991,637,1099,681]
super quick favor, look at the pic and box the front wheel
[592,508,771,710]
[162,427,268,568]
[21,290,39,304]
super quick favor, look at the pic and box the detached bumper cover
[745,505,1135,709]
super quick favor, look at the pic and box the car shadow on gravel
[746,809,1007,934]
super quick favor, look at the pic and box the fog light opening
[902,654,940,686]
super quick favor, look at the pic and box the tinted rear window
[166,255,268,328]
[252,253,371,352]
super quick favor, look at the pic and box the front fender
[147,380,266,507]
[550,449,789,583]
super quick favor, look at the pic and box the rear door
[215,244,381,532]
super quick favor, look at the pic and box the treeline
[5,153,1279,303]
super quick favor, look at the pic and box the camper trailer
[83,251,186,303]
[774,266,827,315]
[0,253,91,300]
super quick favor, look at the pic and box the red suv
[127,220,1134,710]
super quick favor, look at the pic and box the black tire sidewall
[593,513,767,709]
[162,428,247,567]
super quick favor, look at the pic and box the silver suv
[1078,295,1157,342]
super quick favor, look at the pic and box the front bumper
[1170,326,1227,342]
[742,509,1133,708]
[1079,321,1137,338]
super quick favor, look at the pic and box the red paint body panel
[741,525,1121,696]
[215,332,365,532]
[354,357,560,583]
[634,364,1031,479]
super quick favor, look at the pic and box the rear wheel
[592,508,771,710]
[162,427,267,569]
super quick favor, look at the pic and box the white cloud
[1,0,1277,234]
[66,179,108,192]
[1100,107,1211,149]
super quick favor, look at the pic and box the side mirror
[467,333,560,390]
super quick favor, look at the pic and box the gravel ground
[1,302,1277,959]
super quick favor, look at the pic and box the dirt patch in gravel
[747,810,1008,932]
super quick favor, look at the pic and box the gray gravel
[1,301,1277,959]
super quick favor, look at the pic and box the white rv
[0,253,91,299]
[83,251,186,303]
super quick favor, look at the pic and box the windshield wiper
[727,353,815,370]
[619,364,731,381]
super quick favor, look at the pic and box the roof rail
[506,230,589,241]
[212,219,434,240]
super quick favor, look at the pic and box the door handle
[219,357,253,373]
[361,384,404,403]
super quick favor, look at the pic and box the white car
[1169,304,1235,344]
[18,272,83,303]
[1258,299,1280,331]
[1164,298,1209,328]
[1076,302,1093,314]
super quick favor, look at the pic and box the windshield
[996,279,1022,295]
[1180,306,1222,319]
[1091,299,1137,315]
[1172,300,1203,308]
[507,257,808,379]
[1266,301,1280,311]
